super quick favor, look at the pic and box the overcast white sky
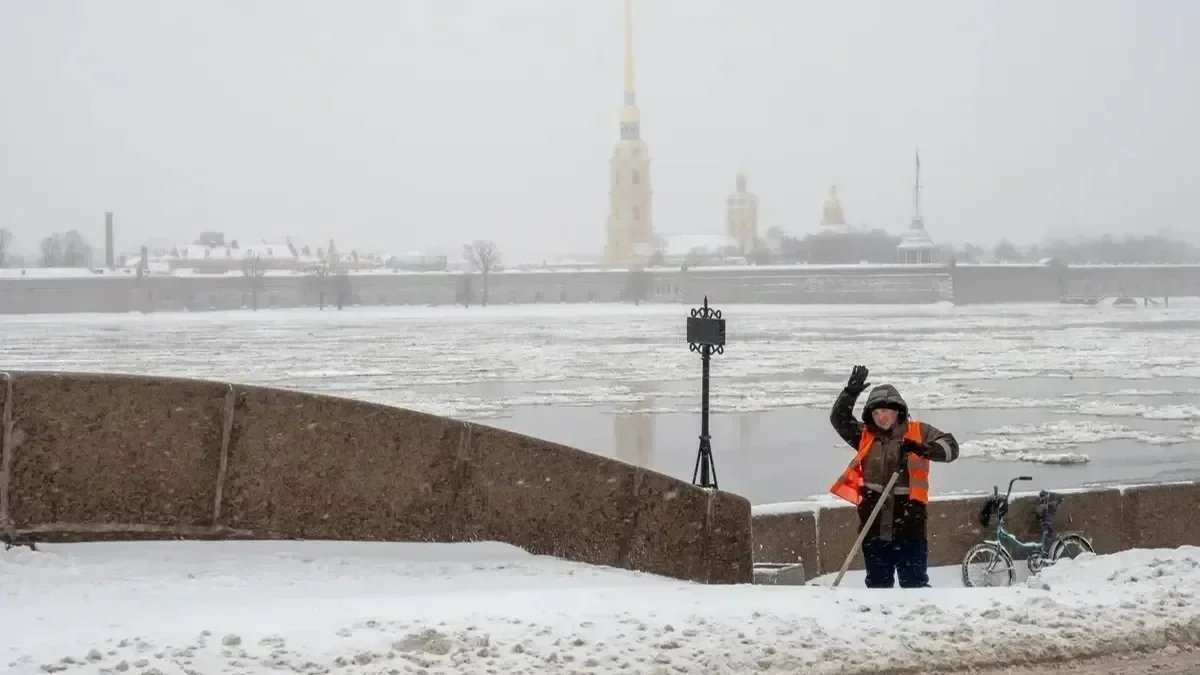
[1,0,1197,263]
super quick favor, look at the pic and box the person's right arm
[829,387,864,449]
[829,365,869,450]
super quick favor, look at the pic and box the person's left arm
[907,422,959,462]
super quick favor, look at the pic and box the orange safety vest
[829,420,930,505]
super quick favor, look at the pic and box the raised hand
[846,365,870,394]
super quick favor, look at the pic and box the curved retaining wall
[0,371,752,584]
[753,482,1200,579]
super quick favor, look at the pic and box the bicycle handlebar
[1003,476,1034,502]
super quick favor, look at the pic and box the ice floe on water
[1088,388,1179,397]
[1076,401,1200,421]
[959,421,1195,464]
[3,302,1200,476]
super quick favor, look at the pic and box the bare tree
[463,240,501,307]
[39,230,93,267]
[623,266,652,305]
[62,230,93,267]
[40,234,64,267]
[0,229,11,267]
[314,260,330,310]
[333,270,350,310]
[993,239,1022,263]
[241,254,265,311]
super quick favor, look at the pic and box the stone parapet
[0,370,751,584]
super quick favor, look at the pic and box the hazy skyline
[1,0,1197,263]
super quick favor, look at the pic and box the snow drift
[3,541,1200,674]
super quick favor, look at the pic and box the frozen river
[3,300,1199,505]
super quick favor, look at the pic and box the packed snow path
[3,541,1200,674]
[968,648,1200,674]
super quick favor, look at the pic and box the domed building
[817,185,853,235]
[804,184,887,263]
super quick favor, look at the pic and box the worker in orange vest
[829,365,960,588]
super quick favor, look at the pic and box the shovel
[830,456,905,589]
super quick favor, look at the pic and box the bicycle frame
[986,475,1055,557]
[994,520,1051,555]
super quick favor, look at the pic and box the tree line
[963,233,1200,265]
[1,228,1196,271]
[762,229,1200,266]
[0,229,97,268]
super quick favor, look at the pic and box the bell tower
[726,171,758,255]
[605,0,654,267]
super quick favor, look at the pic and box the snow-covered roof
[0,267,134,279]
[659,233,738,257]
[174,242,298,262]
[898,228,935,250]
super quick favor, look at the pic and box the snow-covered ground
[3,301,1199,501]
[3,541,1199,675]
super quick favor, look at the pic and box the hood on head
[862,384,909,425]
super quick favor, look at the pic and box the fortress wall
[1065,266,1200,299]
[949,264,1063,304]
[2,264,1198,313]
[678,268,948,305]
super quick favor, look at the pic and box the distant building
[817,185,854,235]
[653,233,742,267]
[806,185,865,263]
[802,186,906,264]
[196,231,226,247]
[169,238,309,273]
[897,151,937,264]
[726,171,758,255]
[387,251,448,271]
[605,0,654,268]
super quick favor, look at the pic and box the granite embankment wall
[753,482,1200,578]
[0,371,752,584]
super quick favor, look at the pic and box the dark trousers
[862,537,930,588]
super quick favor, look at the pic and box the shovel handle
[831,469,901,588]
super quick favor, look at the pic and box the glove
[901,439,930,458]
[845,365,870,394]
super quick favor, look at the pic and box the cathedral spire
[606,0,652,267]
[914,149,923,219]
[620,0,640,140]
[624,0,636,105]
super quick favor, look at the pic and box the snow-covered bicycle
[961,475,1095,587]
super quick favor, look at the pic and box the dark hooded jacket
[829,384,959,541]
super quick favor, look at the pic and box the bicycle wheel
[962,542,1015,587]
[1050,533,1094,562]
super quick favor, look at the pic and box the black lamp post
[687,295,725,489]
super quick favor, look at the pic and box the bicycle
[961,475,1095,587]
